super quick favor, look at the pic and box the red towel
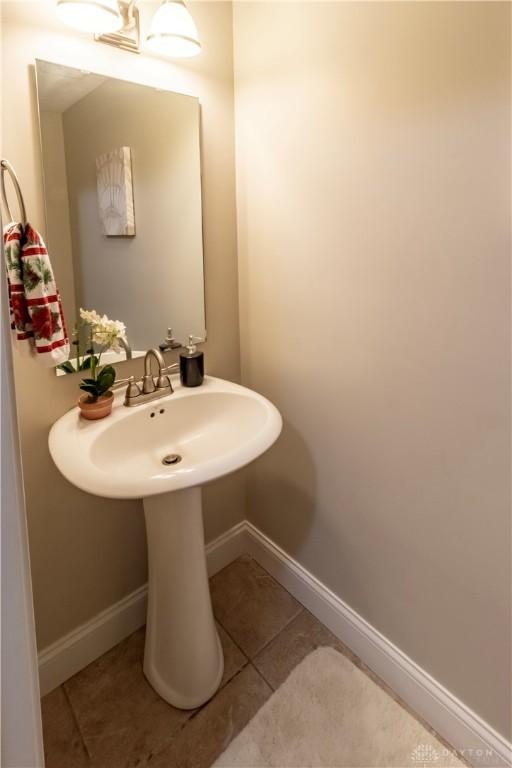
[4,222,70,366]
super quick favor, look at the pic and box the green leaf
[80,355,98,371]
[58,361,76,374]
[35,258,52,286]
[101,364,116,378]
[96,365,115,394]
[79,383,99,396]
[6,247,22,279]
[23,264,41,292]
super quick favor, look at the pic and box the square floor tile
[146,665,272,768]
[64,624,246,768]
[253,608,355,689]
[41,686,89,768]
[211,555,302,657]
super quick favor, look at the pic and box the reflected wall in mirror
[35,60,206,375]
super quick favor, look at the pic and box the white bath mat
[213,647,463,767]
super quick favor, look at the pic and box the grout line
[214,618,251,668]
[250,660,276,692]
[249,606,305,662]
[62,683,92,761]
[246,551,307,605]
[217,656,250,697]
[212,553,305,663]
[187,664,248,723]
[210,557,254,667]
[144,709,197,765]
[246,661,275,695]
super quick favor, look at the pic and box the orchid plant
[58,309,127,402]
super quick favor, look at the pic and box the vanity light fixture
[146,0,201,58]
[56,0,123,33]
[55,0,201,57]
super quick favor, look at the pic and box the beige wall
[1,0,243,650]
[233,1,511,738]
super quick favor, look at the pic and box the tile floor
[42,555,456,768]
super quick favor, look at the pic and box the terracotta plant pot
[78,390,114,420]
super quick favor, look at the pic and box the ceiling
[36,60,107,113]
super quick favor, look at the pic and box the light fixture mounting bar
[95,0,140,53]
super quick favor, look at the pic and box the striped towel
[4,222,70,366]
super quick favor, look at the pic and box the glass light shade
[146,0,201,58]
[56,0,123,33]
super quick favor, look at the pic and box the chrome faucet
[119,336,132,360]
[114,348,179,407]
[142,348,165,393]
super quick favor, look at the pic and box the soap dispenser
[180,335,205,387]
[159,327,181,352]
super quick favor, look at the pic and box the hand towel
[4,222,70,366]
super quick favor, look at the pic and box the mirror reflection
[35,60,206,374]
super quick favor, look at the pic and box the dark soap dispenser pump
[180,335,205,387]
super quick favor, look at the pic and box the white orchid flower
[80,309,127,352]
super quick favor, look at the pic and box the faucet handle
[156,363,178,391]
[112,375,140,396]
[125,376,142,398]
[156,374,173,391]
[112,375,142,404]
[111,376,140,397]
[161,362,179,375]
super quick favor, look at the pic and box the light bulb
[56,0,123,33]
[146,0,201,58]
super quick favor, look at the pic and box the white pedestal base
[142,487,224,709]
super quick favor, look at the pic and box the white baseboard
[38,519,511,768]
[205,520,249,577]
[244,522,511,768]
[38,521,248,698]
[38,584,148,698]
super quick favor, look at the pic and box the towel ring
[0,159,27,226]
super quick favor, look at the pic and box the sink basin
[49,376,281,499]
[49,375,282,710]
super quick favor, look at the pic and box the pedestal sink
[49,376,282,709]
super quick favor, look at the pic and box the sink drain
[162,454,182,466]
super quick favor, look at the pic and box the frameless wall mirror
[35,59,206,375]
